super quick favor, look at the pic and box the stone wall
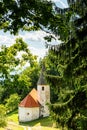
[19,107,40,122]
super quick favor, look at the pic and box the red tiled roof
[19,88,40,108]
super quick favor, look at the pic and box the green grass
[20,116,53,127]
[7,109,18,123]
[41,127,59,130]
[32,126,60,130]
[0,124,24,130]
[0,110,23,130]
[6,109,61,130]
[7,109,53,127]
[32,125,67,130]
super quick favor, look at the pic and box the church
[18,68,50,122]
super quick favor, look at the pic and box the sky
[0,0,68,59]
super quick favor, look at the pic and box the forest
[0,0,87,129]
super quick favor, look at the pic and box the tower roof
[37,65,47,85]
[19,88,40,108]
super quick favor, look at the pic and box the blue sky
[53,0,68,8]
[0,0,68,59]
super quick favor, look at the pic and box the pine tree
[0,0,87,129]
[45,0,87,129]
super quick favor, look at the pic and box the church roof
[37,72,47,85]
[19,88,40,108]
[37,65,47,85]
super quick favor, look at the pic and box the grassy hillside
[0,109,60,130]
[7,109,18,123]
[7,109,53,127]
[20,116,53,127]
[0,124,24,130]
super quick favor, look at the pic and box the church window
[42,86,44,91]
[27,113,29,115]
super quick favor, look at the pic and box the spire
[37,64,47,85]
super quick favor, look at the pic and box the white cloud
[59,1,67,8]
[17,30,47,43]
[15,51,27,59]
[0,30,61,59]
[51,0,68,8]
[0,30,48,59]
[29,46,48,60]
[0,35,15,46]
[0,30,47,46]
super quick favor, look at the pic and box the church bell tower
[37,65,50,117]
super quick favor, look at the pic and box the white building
[18,68,50,122]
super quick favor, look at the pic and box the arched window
[27,113,29,115]
[42,86,44,91]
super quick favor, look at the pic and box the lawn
[32,126,60,130]
[20,116,53,127]
[7,109,18,123]
[0,123,24,130]
[7,109,54,127]
[0,109,60,130]
[20,117,60,130]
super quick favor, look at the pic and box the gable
[19,88,40,108]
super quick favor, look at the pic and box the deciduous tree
[0,105,7,127]
[0,38,39,102]
[0,0,87,129]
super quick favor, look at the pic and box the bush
[0,104,7,127]
[5,93,20,113]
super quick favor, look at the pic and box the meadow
[0,110,60,130]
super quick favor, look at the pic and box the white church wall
[19,107,40,122]
[37,85,50,117]
[43,105,50,117]
[37,85,50,104]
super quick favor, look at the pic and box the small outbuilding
[18,67,50,122]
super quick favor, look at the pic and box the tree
[0,0,54,34]
[45,41,87,129]
[5,93,20,113]
[0,105,7,127]
[0,0,87,129]
[0,38,39,103]
[44,1,87,129]
[16,63,40,99]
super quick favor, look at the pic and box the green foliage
[44,1,87,129]
[5,93,20,113]
[46,38,87,129]
[0,0,87,129]
[17,64,40,99]
[0,38,39,103]
[7,109,18,123]
[0,0,54,34]
[0,104,7,127]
